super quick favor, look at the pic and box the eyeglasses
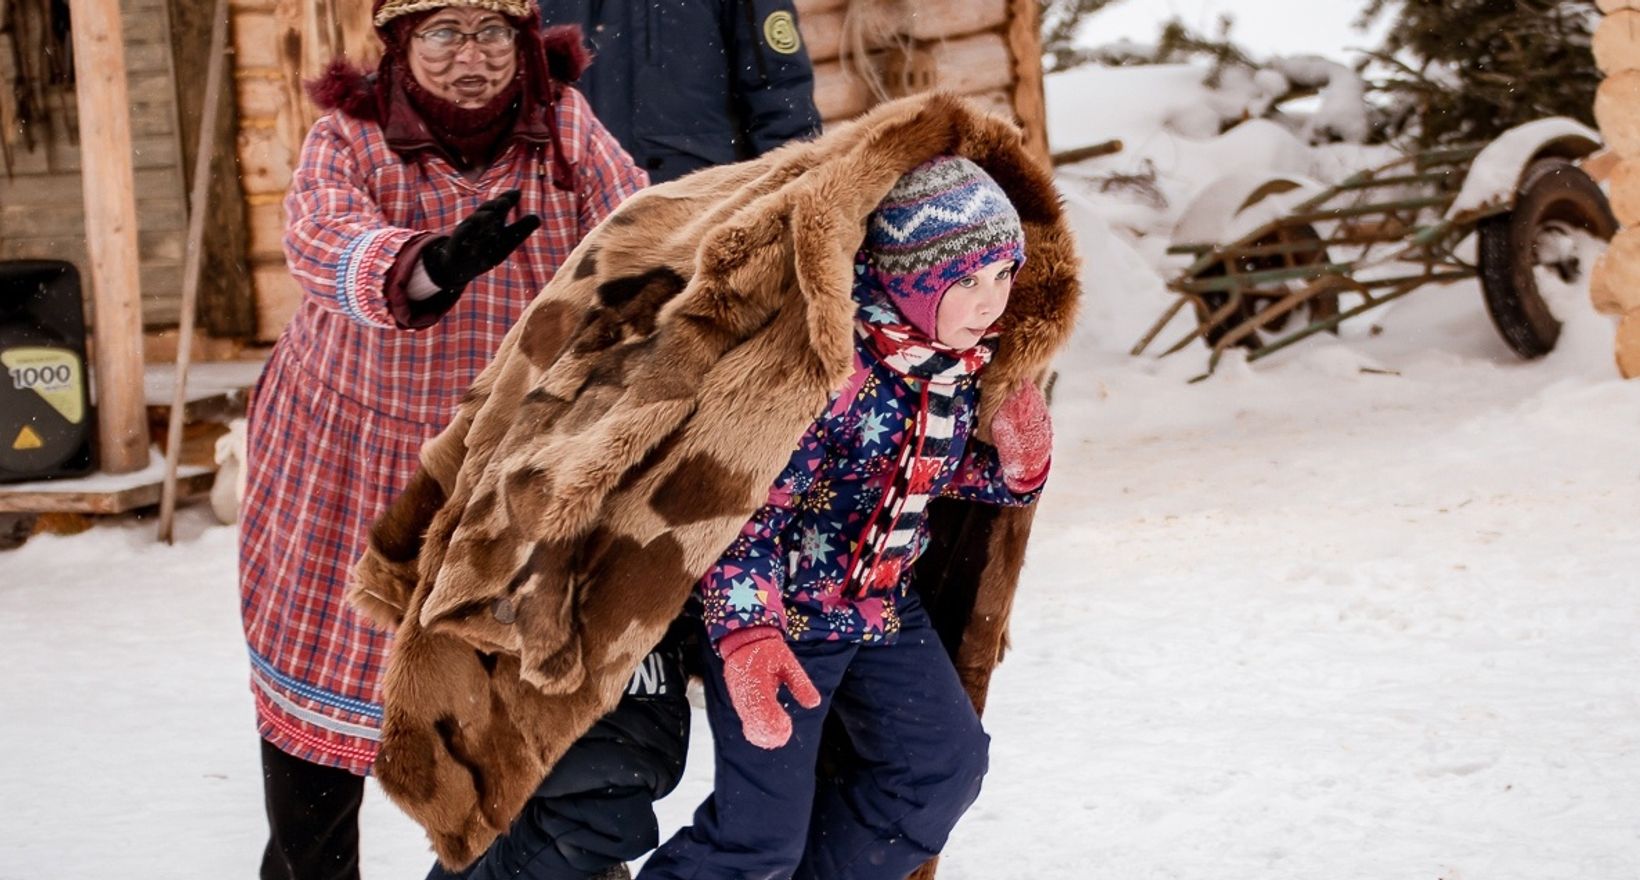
[412,24,517,58]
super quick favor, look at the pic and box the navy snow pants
[638,593,989,880]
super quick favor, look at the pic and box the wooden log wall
[1590,0,1640,377]
[230,0,373,340]
[170,0,257,336]
[799,0,1048,162]
[239,0,1049,341]
[0,0,191,328]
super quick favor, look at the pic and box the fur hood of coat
[347,90,1082,869]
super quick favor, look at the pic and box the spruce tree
[1041,0,1128,72]
[1359,0,1599,147]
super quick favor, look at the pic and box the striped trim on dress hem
[256,692,379,767]
[248,648,384,720]
[251,672,382,740]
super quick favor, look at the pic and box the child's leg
[638,631,857,880]
[793,595,990,880]
[427,631,691,880]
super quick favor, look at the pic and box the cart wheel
[1477,157,1617,359]
[1194,224,1339,348]
[0,513,37,551]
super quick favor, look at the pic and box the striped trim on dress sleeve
[335,228,407,329]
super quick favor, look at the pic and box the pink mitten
[992,381,1053,493]
[717,626,821,749]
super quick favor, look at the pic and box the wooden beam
[69,0,149,473]
[0,471,215,514]
[1005,0,1050,166]
[1051,139,1124,166]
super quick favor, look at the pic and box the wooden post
[1593,6,1640,378]
[68,0,148,473]
[1005,0,1050,166]
[159,0,232,543]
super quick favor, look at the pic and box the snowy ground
[5,68,1640,879]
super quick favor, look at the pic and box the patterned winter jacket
[698,285,1043,646]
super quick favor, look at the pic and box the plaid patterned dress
[239,87,645,775]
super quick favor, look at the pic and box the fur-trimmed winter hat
[306,0,588,181]
[864,155,1026,339]
[373,0,531,27]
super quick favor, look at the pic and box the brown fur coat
[347,91,1081,869]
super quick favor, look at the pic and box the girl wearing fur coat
[638,155,1055,880]
[236,1,660,876]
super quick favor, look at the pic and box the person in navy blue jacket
[538,0,821,183]
[637,155,1056,880]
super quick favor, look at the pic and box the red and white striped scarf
[845,313,996,599]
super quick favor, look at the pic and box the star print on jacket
[696,283,1043,647]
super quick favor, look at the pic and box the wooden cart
[1132,118,1619,379]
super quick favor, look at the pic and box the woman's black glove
[422,189,543,292]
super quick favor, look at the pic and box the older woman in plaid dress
[238,1,646,877]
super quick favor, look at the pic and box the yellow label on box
[2,347,85,424]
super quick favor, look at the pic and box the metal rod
[1330,170,1461,191]
[1175,262,1352,293]
[1284,194,1455,225]
[1131,296,1189,356]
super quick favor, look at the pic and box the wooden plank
[1595,10,1640,75]
[236,75,287,119]
[800,3,904,65]
[147,388,250,424]
[252,261,301,340]
[957,86,1013,119]
[925,33,1011,96]
[794,0,847,17]
[70,0,149,473]
[236,124,296,193]
[1,239,88,264]
[140,228,187,263]
[801,7,846,64]
[0,470,214,513]
[1592,225,1640,314]
[1617,310,1640,378]
[814,58,873,121]
[336,0,378,66]
[905,0,1006,40]
[0,167,181,201]
[43,134,180,171]
[125,43,174,73]
[231,11,285,69]
[247,199,286,260]
[121,11,171,44]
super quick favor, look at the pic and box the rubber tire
[1477,157,1618,359]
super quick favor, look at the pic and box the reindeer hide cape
[347,91,1082,868]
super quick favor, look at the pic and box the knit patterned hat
[864,156,1026,339]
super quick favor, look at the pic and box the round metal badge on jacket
[764,11,801,54]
